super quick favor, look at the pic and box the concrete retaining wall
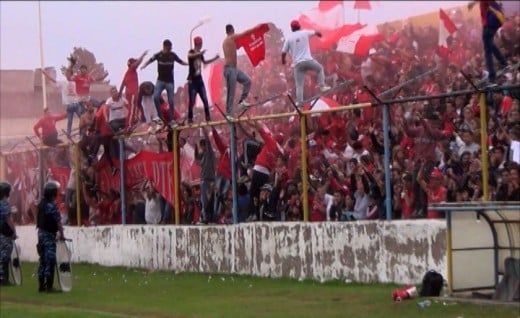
[16,220,446,284]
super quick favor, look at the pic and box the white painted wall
[15,220,447,284]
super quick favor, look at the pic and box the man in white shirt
[41,69,81,137]
[281,20,330,107]
[104,86,129,134]
[142,181,162,225]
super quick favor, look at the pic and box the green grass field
[0,263,518,318]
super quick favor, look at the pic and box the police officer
[0,181,16,286]
[37,181,64,292]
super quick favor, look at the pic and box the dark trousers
[411,160,435,217]
[188,77,211,121]
[42,132,63,147]
[249,169,270,219]
[483,26,507,82]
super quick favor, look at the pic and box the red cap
[290,20,300,28]
[193,36,203,45]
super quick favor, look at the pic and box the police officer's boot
[46,272,55,292]
[38,276,46,292]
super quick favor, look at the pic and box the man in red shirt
[468,0,509,86]
[212,126,232,219]
[33,108,67,147]
[66,63,108,101]
[93,103,117,175]
[119,50,148,127]
[246,121,285,221]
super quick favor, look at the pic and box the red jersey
[72,74,94,97]
[254,128,283,172]
[212,127,232,179]
[236,23,269,67]
[95,104,112,137]
[33,113,67,138]
[122,64,139,95]
[500,96,513,115]
[427,186,446,219]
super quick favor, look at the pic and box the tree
[60,47,109,83]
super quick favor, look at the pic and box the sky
[1,1,468,89]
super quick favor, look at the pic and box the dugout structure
[430,202,520,301]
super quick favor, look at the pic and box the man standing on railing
[222,24,262,116]
[468,0,510,86]
[281,20,330,107]
[187,36,219,124]
[141,39,188,128]
[33,108,67,147]
[119,50,148,127]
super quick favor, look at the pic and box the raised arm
[203,53,220,65]
[233,23,265,40]
[134,50,148,68]
[140,53,157,70]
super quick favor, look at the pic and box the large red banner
[97,151,176,205]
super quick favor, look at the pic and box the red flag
[353,1,372,10]
[438,9,457,58]
[336,24,384,57]
[199,60,224,108]
[236,23,270,67]
[318,0,343,11]
[297,1,346,51]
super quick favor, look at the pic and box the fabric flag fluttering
[199,60,224,108]
[438,9,457,58]
[336,24,384,57]
[236,23,270,67]
[297,1,366,51]
[353,0,372,10]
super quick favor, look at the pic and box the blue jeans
[188,76,210,121]
[153,80,175,122]
[483,26,507,82]
[224,65,251,114]
[294,60,326,103]
[160,196,172,224]
[66,102,85,136]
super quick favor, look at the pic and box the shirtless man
[222,24,261,116]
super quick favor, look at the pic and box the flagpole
[38,1,48,110]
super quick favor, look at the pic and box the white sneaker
[320,85,331,93]
[225,115,234,121]
[169,121,178,129]
[239,100,251,108]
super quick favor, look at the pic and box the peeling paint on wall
[15,220,447,284]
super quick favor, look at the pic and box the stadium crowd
[23,7,520,225]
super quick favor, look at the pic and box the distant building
[0,67,111,119]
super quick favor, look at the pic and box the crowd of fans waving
[30,9,520,226]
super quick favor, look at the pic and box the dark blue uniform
[0,200,14,284]
[37,199,61,291]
